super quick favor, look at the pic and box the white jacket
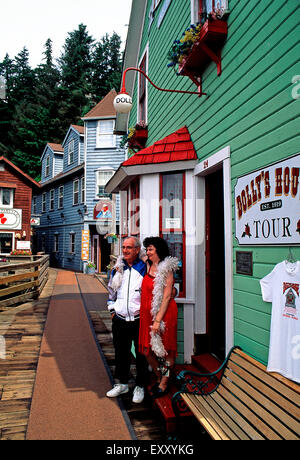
[107,257,146,321]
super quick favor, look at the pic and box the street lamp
[113,67,206,114]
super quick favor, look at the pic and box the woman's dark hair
[143,236,170,262]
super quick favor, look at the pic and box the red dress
[139,273,178,359]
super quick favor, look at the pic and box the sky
[0,0,132,67]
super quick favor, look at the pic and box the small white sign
[235,153,300,245]
[16,240,31,250]
[165,218,181,229]
[30,217,40,226]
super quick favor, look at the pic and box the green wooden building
[107,0,300,376]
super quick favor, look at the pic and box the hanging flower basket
[127,121,148,153]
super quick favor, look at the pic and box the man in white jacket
[106,236,148,403]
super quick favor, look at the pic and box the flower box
[178,19,228,79]
[128,128,148,151]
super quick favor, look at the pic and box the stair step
[148,354,223,433]
[192,353,221,373]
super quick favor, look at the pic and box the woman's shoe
[152,384,169,399]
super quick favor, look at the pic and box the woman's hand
[152,320,161,334]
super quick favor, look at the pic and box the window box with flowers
[123,121,148,154]
[167,9,228,90]
[104,233,118,244]
[86,261,96,275]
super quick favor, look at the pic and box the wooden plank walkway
[0,269,57,440]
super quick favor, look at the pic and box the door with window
[0,233,13,254]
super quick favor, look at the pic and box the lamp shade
[113,93,133,114]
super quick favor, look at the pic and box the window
[130,179,140,236]
[193,0,228,22]
[160,172,185,296]
[96,120,116,148]
[32,196,37,214]
[0,232,13,254]
[49,189,55,211]
[45,156,50,177]
[42,192,46,212]
[58,186,64,209]
[0,188,13,207]
[138,52,147,123]
[69,233,75,254]
[54,234,59,252]
[73,179,79,205]
[68,139,74,165]
[81,177,85,203]
[96,170,114,198]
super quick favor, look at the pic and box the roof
[123,126,197,166]
[47,143,64,153]
[105,126,198,193]
[71,125,85,135]
[82,90,118,120]
[40,163,84,188]
[0,156,40,189]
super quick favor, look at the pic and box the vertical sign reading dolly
[81,230,90,260]
[235,153,300,245]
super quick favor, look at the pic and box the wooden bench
[172,347,300,440]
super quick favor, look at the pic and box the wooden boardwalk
[0,269,57,440]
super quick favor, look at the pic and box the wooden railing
[0,255,49,308]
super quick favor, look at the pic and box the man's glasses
[122,246,135,250]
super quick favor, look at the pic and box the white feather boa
[150,256,179,358]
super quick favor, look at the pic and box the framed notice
[236,251,253,276]
[234,153,300,245]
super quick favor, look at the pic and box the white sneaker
[106,384,129,398]
[132,386,145,404]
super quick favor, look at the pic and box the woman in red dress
[139,237,178,397]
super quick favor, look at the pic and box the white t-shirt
[260,261,300,383]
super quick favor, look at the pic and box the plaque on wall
[236,251,253,276]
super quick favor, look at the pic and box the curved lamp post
[113,67,206,114]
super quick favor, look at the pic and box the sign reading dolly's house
[235,154,300,245]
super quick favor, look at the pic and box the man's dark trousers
[112,315,149,387]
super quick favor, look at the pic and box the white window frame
[49,189,55,211]
[58,185,64,209]
[68,139,74,165]
[137,46,148,124]
[0,188,14,208]
[81,176,85,203]
[95,168,114,199]
[69,232,75,254]
[96,120,116,148]
[73,179,79,205]
[42,192,46,213]
[32,196,37,214]
[45,155,50,177]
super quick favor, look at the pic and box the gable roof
[62,124,84,147]
[82,90,117,120]
[123,126,197,166]
[40,143,63,161]
[0,156,40,189]
[105,126,198,193]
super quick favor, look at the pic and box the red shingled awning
[122,126,197,166]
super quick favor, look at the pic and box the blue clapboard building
[32,90,125,272]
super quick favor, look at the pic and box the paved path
[26,270,133,440]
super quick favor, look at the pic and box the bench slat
[181,393,229,440]
[224,368,300,439]
[227,360,300,434]
[232,349,300,403]
[221,378,282,440]
[209,392,254,440]
[204,393,250,440]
